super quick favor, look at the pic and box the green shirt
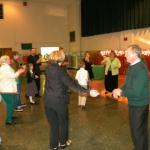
[121,61,149,106]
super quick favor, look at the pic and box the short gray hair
[128,44,141,58]
[0,55,10,65]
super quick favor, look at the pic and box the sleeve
[121,83,126,96]
[28,55,35,64]
[101,57,107,65]
[116,58,121,68]
[86,71,89,81]
[75,71,79,80]
[60,68,88,94]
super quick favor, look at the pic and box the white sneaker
[66,139,72,146]
[30,99,35,104]
[14,107,23,112]
[0,136,2,144]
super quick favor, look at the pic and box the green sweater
[121,61,149,106]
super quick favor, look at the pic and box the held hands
[17,67,26,75]
[36,58,41,64]
[79,92,88,97]
[79,89,100,97]
[112,88,122,98]
[35,75,39,79]
[90,89,100,97]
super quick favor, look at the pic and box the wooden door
[0,48,12,57]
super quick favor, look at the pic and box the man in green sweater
[113,44,149,150]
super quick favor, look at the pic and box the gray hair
[0,55,10,65]
[128,44,141,58]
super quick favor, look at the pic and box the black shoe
[12,116,18,120]
[5,122,12,125]
[36,95,41,98]
[5,121,16,125]
[81,106,86,110]
[50,147,58,150]
[5,121,16,126]
[60,144,67,149]
[105,91,108,94]
[35,93,41,97]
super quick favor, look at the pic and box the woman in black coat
[83,52,94,80]
[44,50,88,150]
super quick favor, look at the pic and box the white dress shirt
[75,68,89,86]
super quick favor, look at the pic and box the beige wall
[0,0,69,54]
[68,0,81,52]
[81,28,150,51]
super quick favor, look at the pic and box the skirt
[26,80,38,96]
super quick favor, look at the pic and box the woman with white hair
[0,55,25,125]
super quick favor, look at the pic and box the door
[0,48,12,57]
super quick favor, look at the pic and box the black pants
[45,105,69,149]
[104,71,118,92]
[129,105,149,150]
[35,77,40,96]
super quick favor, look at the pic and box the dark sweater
[121,61,149,106]
[44,63,89,108]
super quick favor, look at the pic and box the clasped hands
[112,88,122,98]
[79,89,100,97]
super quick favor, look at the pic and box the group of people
[101,45,149,150]
[0,48,42,121]
[44,45,149,150]
[0,44,149,150]
[73,45,149,150]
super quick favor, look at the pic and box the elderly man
[113,44,149,150]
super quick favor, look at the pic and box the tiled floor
[0,74,149,150]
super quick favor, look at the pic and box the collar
[130,58,141,66]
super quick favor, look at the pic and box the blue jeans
[15,83,22,108]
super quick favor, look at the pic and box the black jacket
[44,63,88,109]
[26,71,36,83]
[28,54,41,75]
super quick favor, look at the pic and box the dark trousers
[35,77,40,96]
[129,105,149,150]
[104,71,118,92]
[45,105,69,148]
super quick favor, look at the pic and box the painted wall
[0,0,69,54]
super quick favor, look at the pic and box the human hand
[35,75,39,79]
[36,58,41,64]
[79,92,88,97]
[17,68,25,74]
[90,89,99,97]
[112,88,122,98]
